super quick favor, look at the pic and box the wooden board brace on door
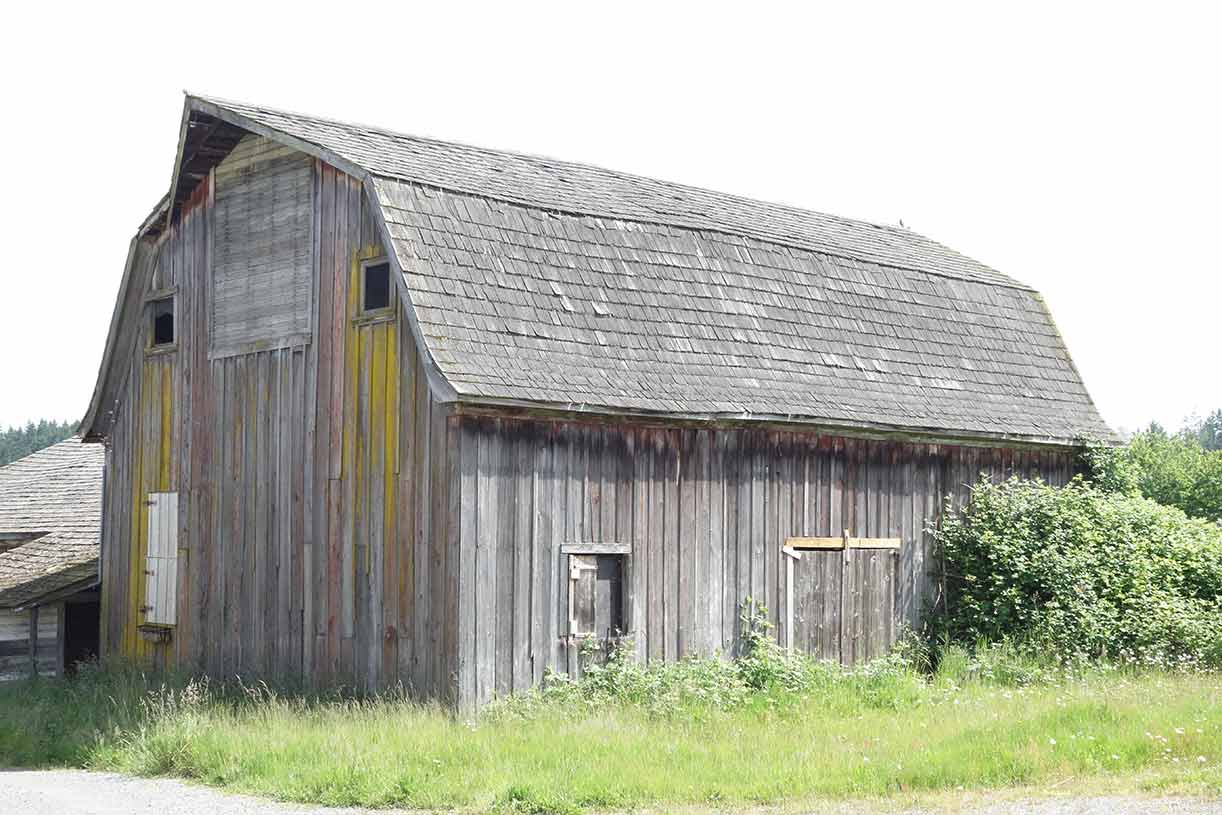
[785,535,902,550]
[782,530,900,659]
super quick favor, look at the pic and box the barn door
[144,492,178,626]
[784,534,899,664]
[785,546,843,661]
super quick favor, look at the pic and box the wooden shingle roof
[0,438,102,608]
[93,95,1114,446]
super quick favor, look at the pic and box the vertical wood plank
[475,420,499,704]
[708,430,725,653]
[513,424,533,692]
[630,429,648,665]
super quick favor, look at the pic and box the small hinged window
[361,260,392,313]
[563,545,628,638]
[150,297,175,348]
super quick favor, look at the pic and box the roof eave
[10,574,100,612]
[364,179,460,404]
[185,94,369,183]
[445,394,1091,450]
[79,233,142,442]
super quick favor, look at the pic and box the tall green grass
[1,647,1218,813]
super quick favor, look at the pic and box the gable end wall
[100,154,457,699]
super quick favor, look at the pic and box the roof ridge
[192,91,913,235]
[374,174,1037,293]
[192,92,1029,292]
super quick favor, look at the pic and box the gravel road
[0,770,397,815]
[2,769,1219,815]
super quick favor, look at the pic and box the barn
[0,438,103,679]
[82,95,1112,708]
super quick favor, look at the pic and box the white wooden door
[144,492,178,626]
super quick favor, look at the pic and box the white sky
[1,2,1217,435]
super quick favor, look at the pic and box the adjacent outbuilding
[82,95,1112,708]
[0,438,103,679]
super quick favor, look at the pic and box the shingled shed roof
[94,95,1113,446]
[0,438,103,609]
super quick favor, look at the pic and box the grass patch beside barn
[1,654,1219,813]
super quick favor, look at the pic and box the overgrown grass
[1,642,1219,813]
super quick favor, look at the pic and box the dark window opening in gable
[151,298,175,347]
[363,262,391,313]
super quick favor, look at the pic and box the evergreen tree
[1189,409,1222,451]
[0,419,78,467]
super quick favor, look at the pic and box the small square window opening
[151,298,174,347]
[570,553,625,637]
[363,262,391,312]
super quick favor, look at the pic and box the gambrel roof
[86,94,1113,446]
[0,438,103,608]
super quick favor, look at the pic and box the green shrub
[933,476,1222,667]
[1126,431,1222,522]
[1081,429,1222,522]
[1076,436,1138,494]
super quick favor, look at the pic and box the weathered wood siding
[307,164,455,696]
[211,135,314,357]
[0,606,58,680]
[449,415,1075,709]
[98,126,1075,710]
[99,190,190,669]
[101,153,455,699]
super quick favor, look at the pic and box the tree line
[1084,408,1222,523]
[0,419,78,467]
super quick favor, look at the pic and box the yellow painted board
[784,536,902,550]
[159,361,173,490]
[784,537,844,550]
[849,538,902,550]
